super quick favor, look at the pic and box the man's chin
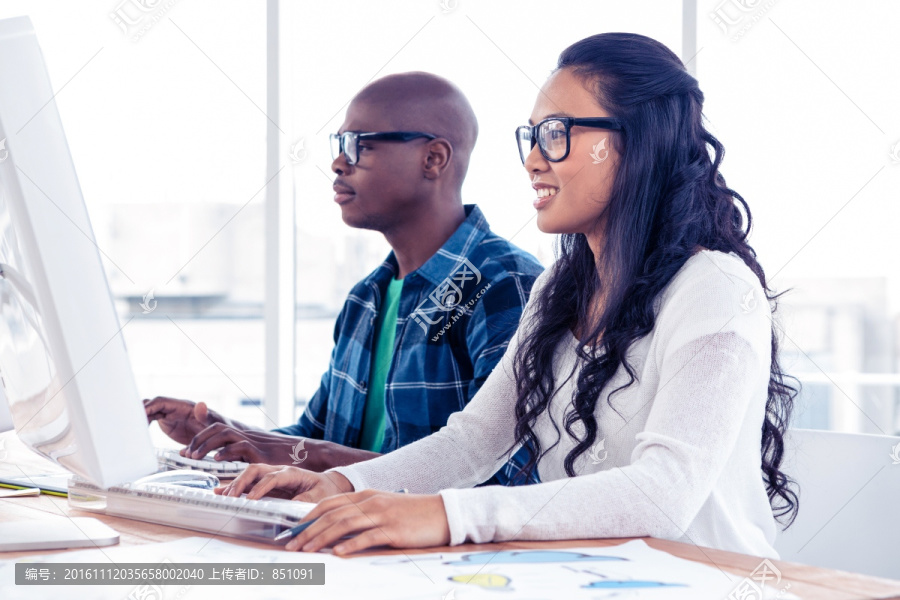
[339,203,380,231]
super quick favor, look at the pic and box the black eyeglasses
[515,117,624,164]
[329,131,437,165]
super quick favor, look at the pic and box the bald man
[145,73,544,487]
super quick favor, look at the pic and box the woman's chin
[535,211,555,233]
[535,213,576,235]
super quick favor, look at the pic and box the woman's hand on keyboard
[282,490,452,555]
[215,464,353,503]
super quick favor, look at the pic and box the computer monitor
[0,385,12,434]
[0,15,157,488]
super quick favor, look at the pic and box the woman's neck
[572,286,607,344]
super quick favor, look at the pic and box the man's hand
[215,464,354,503]
[182,424,316,467]
[183,425,382,470]
[144,397,229,446]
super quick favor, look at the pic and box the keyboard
[68,477,315,544]
[156,447,249,477]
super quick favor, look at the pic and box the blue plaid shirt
[274,205,543,486]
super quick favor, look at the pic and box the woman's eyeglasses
[515,117,624,164]
[329,131,437,166]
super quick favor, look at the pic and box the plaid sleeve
[463,273,531,398]
[465,272,542,486]
[271,303,346,439]
[273,372,328,439]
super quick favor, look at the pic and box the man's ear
[422,138,453,180]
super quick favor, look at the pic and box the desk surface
[2,433,899,600]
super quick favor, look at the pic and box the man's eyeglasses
[515,117,624,164]
[329,131,437,166]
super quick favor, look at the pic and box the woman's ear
[422,138,453,180]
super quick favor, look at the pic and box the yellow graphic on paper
[449,573,511,588]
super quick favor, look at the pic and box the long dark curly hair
[505,32,799,527]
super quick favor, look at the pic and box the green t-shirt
[359,277,403,452]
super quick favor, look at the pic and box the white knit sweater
[330,250,780,558]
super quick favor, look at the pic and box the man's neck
[384,202,467,279]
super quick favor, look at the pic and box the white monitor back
[0,16,156,487]
[0,386,12,433]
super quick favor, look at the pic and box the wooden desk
[2,432,899,600]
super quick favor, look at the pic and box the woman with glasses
[217,32,799,559]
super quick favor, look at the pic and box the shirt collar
[411,204,490,286]
[365,204,491,289]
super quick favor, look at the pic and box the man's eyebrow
[527,112,573,125]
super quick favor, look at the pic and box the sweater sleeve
[436,257,773,545]
[326,267,554,494]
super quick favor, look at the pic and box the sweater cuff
[325,466,368,492]
[438,488,473,546]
